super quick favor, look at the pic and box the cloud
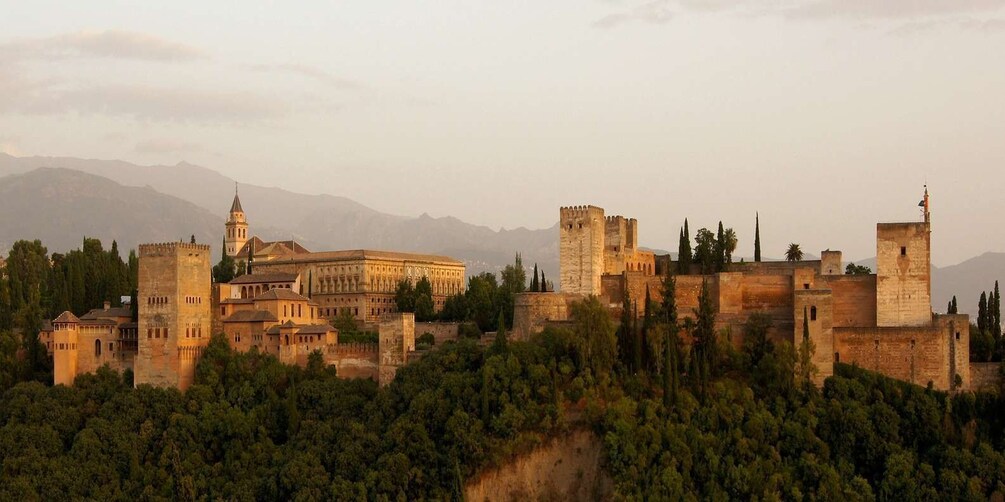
[246,63,362,90]
[0,80,284,123]
[675,0,1005,21]
[0,29,204,62]
[593,0,673,28]
[134,138,204,154]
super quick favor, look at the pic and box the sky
[1,1,1004,266]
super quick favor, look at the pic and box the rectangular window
[900,246,907,256]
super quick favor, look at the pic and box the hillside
[0,154,558,276]
[0,168,224,254]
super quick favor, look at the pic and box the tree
[333,308,357,335]
[677,223,692,274]
[845,263,871,275]
[993,281,1001,340]
[212,238,237,283]
[246,240,254,275]
[716,222,726,272]
[570,295,617,379]
[754,212,761,262]
[722,228,737,267]
[693,228,718,274]
[540,270,549,292]
[190,235,196,244]
[395,279,416,313]
[948,295,958,314]
[978,291,988,334]
[440,293,469,322]
[492,310,508,353]
[414,277,435,322]
[531,264,540,293]
[797,306,817,389]
[466,273,499,332]
[785,243,803,262]
[692,280,717,397]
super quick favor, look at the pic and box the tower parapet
[560,205,606,295]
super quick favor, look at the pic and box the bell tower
[225,184,248,258]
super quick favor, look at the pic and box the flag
[918,200,925,207]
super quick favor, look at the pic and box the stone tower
[225,186,248,258]
[51,311,80,386]
[559,206,606,296]
[876,188,932,327]
[136,242,212,390]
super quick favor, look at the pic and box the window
[956,332,961,341]
[834,352,840,363]
[810,306,817,321]
[900,246,907,256]
[803,283,810,290]
[95,339,102,357]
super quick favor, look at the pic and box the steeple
[225,183,249,258]
[230,182,244,214]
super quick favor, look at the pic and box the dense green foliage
[970,282,1003,362]
[845,263,872,275]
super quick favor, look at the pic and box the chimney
[103,301,111,311]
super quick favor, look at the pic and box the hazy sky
[1,1,1004,266]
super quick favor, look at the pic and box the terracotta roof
[40,320,53,332]
[222,298,255,304]
[53,311,80,323]
[80,306,132,320]
[253,289,309,301]
[229,272,299,285]
[79,319,117,327]
[264,249,463,266]
[236,237,310,258]
[223,310,279,323]
[297,324,335,334]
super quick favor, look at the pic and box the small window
[803,283,810,290]
[900,246,907,256]
[955,332,960,341]
[834,352,840,363]
[810,306,817,321]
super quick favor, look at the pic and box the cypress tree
[531,264,540,293]
[540,271,547,292]
[246,240,254,275]
[716,222,725,272]
[677,228,687,274]
[951,295,958,314]
[620,291,634,372]
[978,292,988,333]
[754,212,761,262]
[994,281,1001,339]
[634,298,643,373]
[683,219,692,268]
[492,310,508,353]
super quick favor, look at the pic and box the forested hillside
[2,287,1004,500]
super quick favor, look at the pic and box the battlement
[559,205,605,220]
[139,242,212,256]
[604,215,637,224]
[331,342,379,355]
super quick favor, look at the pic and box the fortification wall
[823,275,877,328]
[795,290,834,384]
[833,321,962,390]
[414,322,460,345]
[512,293,581,341]
[970,362,1002,392]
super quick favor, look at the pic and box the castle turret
[225,185,248,258]
[52,311,80,386]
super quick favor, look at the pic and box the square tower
[559,206,606,295]
[876,222,931,327]
[136,242,212,390]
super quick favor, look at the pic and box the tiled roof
[230,193,243,213]
[53,311,80,323]
[222,298,255,304]
[80,306,132,320]
[229,272,299,285]
[223,310,279,323]
[297,324,335,334]
[253,289,309,301]
[264,249,463,265]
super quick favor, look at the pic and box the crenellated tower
[225,184,248,258]
[559,205,606,295]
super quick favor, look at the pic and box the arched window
[95,339,102,357]
[285,334,290,345]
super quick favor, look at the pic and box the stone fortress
[515,189,975,391]
[42,189,467,390]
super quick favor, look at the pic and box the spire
[230,183,243,213]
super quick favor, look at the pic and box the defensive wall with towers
[517,191,975,391]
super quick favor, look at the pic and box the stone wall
[824,275,877,328]
[512,293,581,341]
[328,343,379,380]
[415,321,461,346]
[876,222,931,327]
[833,317,965,391]
[970,362,1003,392]
[794,290,834,385]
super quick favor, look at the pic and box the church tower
[225,185,248,258]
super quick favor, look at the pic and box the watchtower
[136,242,212,390]
[559,206,606,295]
[876,188,932,327]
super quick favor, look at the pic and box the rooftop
[264,249,464,266]
[229,272,299,285]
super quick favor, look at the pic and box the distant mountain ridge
[0,154,558,276]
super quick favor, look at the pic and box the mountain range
[0,153,558,277]
[0,153,1000,319]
